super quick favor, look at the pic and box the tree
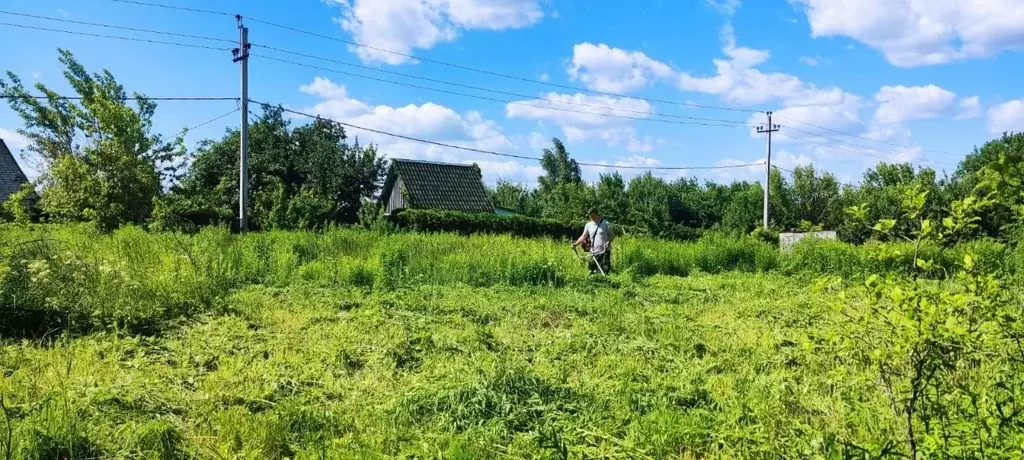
[790,165,843,230]
[954,133,1024,238]
[839,163,951,243]
[490,180,538,216]
[156,106,386,230]
[0,49,183,231]
[538,138,581,192]
[595,172,628,223]
[721,182,763,233]
[626,173,673,235]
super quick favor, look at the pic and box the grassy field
[0,225,1020,458]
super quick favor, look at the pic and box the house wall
[385,176,406,215]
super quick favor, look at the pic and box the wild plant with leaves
[839,184,1024,457]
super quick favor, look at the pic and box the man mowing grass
[573,208,614,274]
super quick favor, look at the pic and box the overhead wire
[254,54,751,129]
[784,131,955,168]
[0,21,231,51]
[252,45,753,126]
[253,100,766,171]
[0,9,236,44]
[106,0,761,114]
[185,108,239,131]
[774,113,959,157]
[0,95,238,101]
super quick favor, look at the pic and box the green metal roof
[383,159,494,214]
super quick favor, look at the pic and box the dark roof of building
[0,139,30,202]
[382,159,494,213]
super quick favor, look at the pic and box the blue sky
[2,0,1023,187]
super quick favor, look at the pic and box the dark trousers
[590,250,611,274]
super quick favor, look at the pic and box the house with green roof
[380,159,495,215]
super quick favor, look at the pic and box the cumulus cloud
[568,43,675,93]
[680,23,856,113]
[792,0,1024,67]
[872,84,958,126]
[300,76,532,181]
[334,0,544,65]
[955,96,982,120]
[988,100,1024,134]
[505,93,662,151]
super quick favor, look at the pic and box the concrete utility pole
[233,15,251,231]
[757,111,780,230]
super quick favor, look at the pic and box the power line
[107,0,233,17]
[0,21,231,51]
[1,95,238,101]
[255,55,749,129]
[252,46,752,126]
[0,9,235,44]
[774,113,959,157]
[107,0,760,114]
[785,131,954,168]
[185,108,239,131]
[783,125,955,167]
[254,100,766,171]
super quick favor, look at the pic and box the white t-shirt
[584,219,613,254]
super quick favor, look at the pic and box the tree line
[2,50,1022,244]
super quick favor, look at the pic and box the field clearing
[2,225,1022,458]
[2,272,897,459]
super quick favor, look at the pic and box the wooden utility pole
[757,111,780,230]
[233,15,251,231]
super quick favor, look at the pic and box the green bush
[784,237,865,278]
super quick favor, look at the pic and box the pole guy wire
[774,113,959,157]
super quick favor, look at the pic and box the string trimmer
[572,244,607,276]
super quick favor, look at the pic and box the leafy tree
[490,180,539,216]
[955,133,1024,238]
[537,138,581,192]
[839,163,951,243]
[789,165,843,230]
[626,173,673,235]
[0,49,184,231]
[594,172,628,223]
[156,106,386,230]
[721,182,763,233]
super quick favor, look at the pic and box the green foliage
[0,182,37,224]
[161,107,386,231]
[1,49,183,231]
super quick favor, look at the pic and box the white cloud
[506,93,660,151]
[0,128,29,150]
[704,0,742,15]
[792,0,1024,67]
[568,43,675,93]
[872,84,957,125]
[300,77,522,179]
[527,131,549,150]
[955,96,982,120]
[334,0,544,65]
[799,56,820,66]
[988,99,1024,134]
[679,24,855,109]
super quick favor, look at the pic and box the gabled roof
[382,159,494,213]
[0,139,30,203]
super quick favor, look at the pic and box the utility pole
[757,111,780,230]
[233,15,251,231]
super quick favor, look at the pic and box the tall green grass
[1,224,1017,336]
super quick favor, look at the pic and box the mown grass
[2,273,898,458]
[1,224,1020,458]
